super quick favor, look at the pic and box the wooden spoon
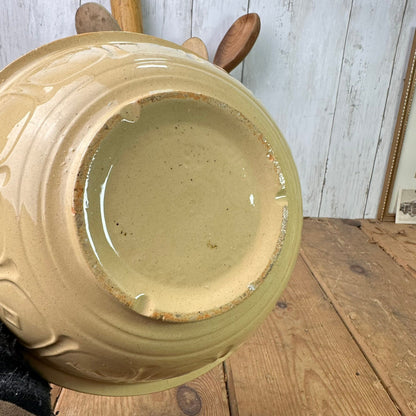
[213,13,261,73]
[182,37,209,60]
[110,0,143,33]
[75,2,121,34]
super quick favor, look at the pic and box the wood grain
[192,0,248,81]
[76,2,120,33]
[141,0,192,46]
[182,37,209,60]
[213,13,260,73]
[224,257,401,416]
[319,0,406,218]
[301,218,416,416]
[244,0,351,216]
[0,0,78,68]
[366,2,416,218]
[54,365,229,415]
[361,220,416,277]
[50,384,62,409]
[110,0,143,32]
[2,1,416,217]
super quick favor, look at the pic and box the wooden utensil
[182,37,209,60]
[75,2,121,34]
[110,0,143,32]
[213,13,260,73]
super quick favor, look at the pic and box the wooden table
[52,219,416,415]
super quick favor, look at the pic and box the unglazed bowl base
[78,92,287,322]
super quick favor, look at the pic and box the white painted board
[192,0,248,80]
[0,0,78,68]
[245,0,351,216]
[365,2,416,218]
[319,0,406,218]
[1,1,416,218]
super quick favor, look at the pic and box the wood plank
[55,364,229,415]
[1,1,416,219]
[1,0,414,219]
[141,0,192,46]
[365,3,416,218]
[50,384,62,410]
[95,0,193,45]
[361,220,416,277]
[90,0,248,83]
[245,0,351,217]
[0,0,79,69]
[224,257,400,416]
[85,0,192,46]
[319,0,406,218]
[191,0,248,81]
[301,218,416,416]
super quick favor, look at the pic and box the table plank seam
[300,248,407,416]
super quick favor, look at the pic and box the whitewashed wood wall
[0,0,415,219]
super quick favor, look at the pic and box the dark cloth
[0,322,51,416]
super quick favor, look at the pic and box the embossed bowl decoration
[0,32,302,395]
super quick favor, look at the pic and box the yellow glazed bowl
[0,32,302,395]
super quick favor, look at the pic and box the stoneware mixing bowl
[0,32,302,395]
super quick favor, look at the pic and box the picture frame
[378,29,416,221]
[395,188,416,224]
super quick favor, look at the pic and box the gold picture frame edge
[378,28,416,221]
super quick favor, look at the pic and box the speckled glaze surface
[0,32,302,395]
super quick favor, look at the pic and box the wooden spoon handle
[110,0,143,33]
[182,37,209,60]
[214,13,260,73]
[75,3,121,34]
